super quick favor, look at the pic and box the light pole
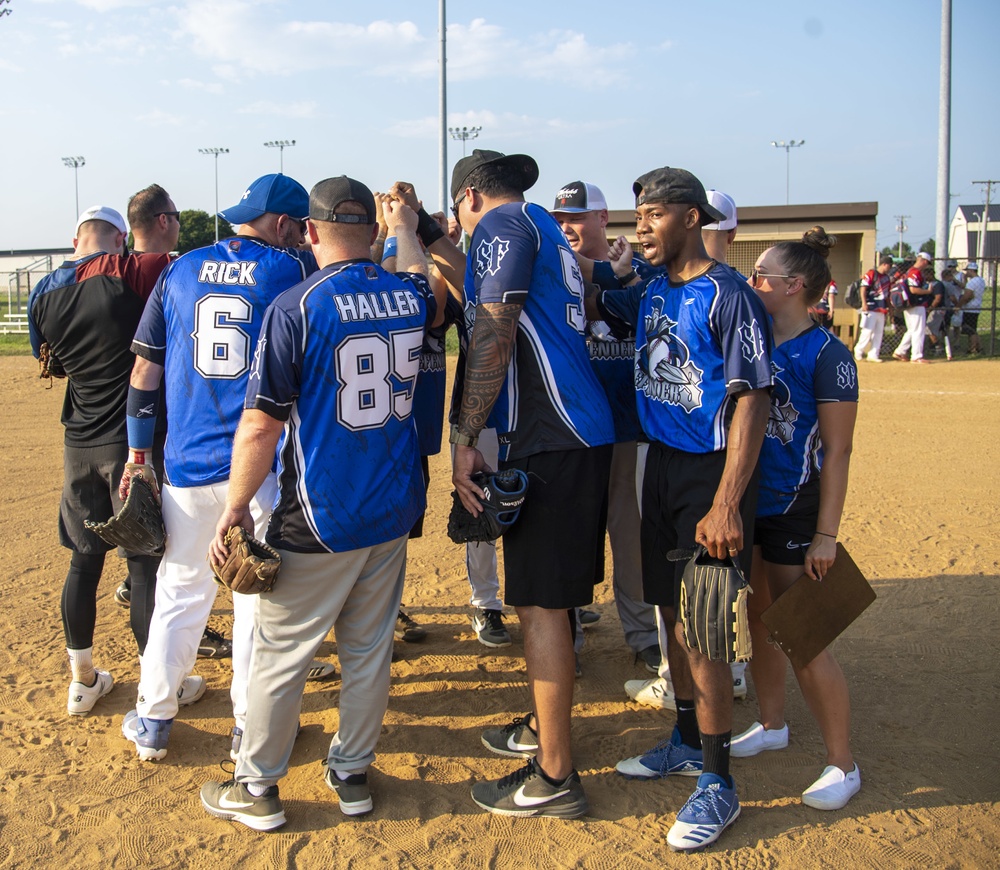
[61,156,85,219]
[264,139,295,173]
[770,139,805,205]
[448,126,482,159]
[199,147,229,242]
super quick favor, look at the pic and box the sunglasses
[749,267,796,289]
[155,211,181,221]
[451,187,474,219]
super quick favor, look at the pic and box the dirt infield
[1,355,998,869]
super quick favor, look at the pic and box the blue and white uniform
[757,325,859,518]
[464,202,614,460]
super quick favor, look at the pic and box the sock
[675,700,701,748]
[67,647,95,686]
[334,768,366,781]
[246,781,273,796]
[701,731,732,780]
[536,762,570,787]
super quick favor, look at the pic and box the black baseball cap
[632,167,726,226]
[451,149,539,203]
[309,176,377,224]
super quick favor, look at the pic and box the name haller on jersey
[333,289,421,322]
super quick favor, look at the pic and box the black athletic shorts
[961,312,980,336]
[754,510,816,565]
[408,455,431,539]
[640,442,758,610]
[500,444,612,609]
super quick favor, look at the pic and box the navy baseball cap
[551,182,608,213]
[633,167,726,226]
[451,149,539,203]
[309,176,377,224]
[218,174,309,225]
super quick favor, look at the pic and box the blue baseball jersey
[245,259,437,553]
[412,293,463,457]
[599,262,773,454]
[757,325,859,517]
[463,202,614,461]
[131,237,315,487]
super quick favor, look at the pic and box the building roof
[956,204,1000,223]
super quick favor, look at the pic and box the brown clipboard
[760,542,876,669]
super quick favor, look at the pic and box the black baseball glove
[676,546,752,663]
[84,476,165,556]
[447,469,529,544]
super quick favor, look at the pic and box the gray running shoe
[481,713,538,758]
[472,608,512,648]
[200,780,285,831]
[324,765,374,816]
[471,758,589,818]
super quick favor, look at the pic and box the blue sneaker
[667,773,741,851]
[615,726,703,779]
[122,709,173,761]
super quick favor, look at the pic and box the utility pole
[199,147,229,242]
[935,0,951,274]
[895,215,910,258]
[770,140,805,205]
[263,140,295,173]
[438,0,447,214]
[971,180,997,264]
[61,156,85,219]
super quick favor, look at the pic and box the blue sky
[2,0,997,252]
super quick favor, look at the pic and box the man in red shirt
[854,255,894,362]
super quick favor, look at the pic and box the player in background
[200,177,444,830]
[892,250,934,363]
[733,228,862,812]
[120,174,322,761]
[582,168,772,850]
[854,255,894,363]
[28,206,170,715]
[550,180,660,674]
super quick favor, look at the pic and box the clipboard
[760,542,876,669]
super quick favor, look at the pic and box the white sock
[246,782,272,796]
[68,647,95,685]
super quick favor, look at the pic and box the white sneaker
[67,669,114,715]
[624,677,676,710]
[730,721,788,758]
[177,675,206,706]
[732,675,748,699]
[802,763,861,810]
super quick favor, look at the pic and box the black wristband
[618,269,639,286]
[416,208,445,247]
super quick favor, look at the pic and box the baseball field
[1,354,997,868]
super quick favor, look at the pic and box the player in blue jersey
[120,174,320,761]
[28,205,171,716]
[731,228,863,812]
[551,180,660,674]
[441,150,615,818]
[583,167,772,850]
[200,177,444,830]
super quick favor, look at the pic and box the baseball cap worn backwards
[309,176,377,224]
[218,174,309,225]
[701,190,738,231]
[552,182,608,213]
[451,149,539,203]
[76,205,127,236]
[633,167,726,226]
[916,251,933,262]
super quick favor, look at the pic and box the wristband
[416,208,445,247]
[126,385,159,450]
[815,531,837,538]
[381,236,398,262]
[449,424,479,448]
[618,269,639,286]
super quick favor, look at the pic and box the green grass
[0,334,30,355]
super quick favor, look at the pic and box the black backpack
[844,278,864,309]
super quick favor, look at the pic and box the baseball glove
[447,469,529,544]
[38,342,66,388]
[211,526,281,595]
[84,476,165,555]
[676,546,752,663]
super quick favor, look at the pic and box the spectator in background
[924,266,948,357]
[854,255,894,363]
[957,262,985,354]
[810,278,837,327]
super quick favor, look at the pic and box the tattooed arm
[452,301,522,514]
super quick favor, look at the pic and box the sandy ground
[0,354,998,869]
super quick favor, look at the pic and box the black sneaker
[198,627,233,659]
[200,780,286,831]
[637,644,661,674]
[324,764,374,816]
[472,607,512,647]
[394,609,427,643]
[471,758,589,818]
[481,713,538,758]
[578,608,601,627]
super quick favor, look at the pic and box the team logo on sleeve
[836,360,857,391]
[765,363,798,444]
[635,298,703,412]
[475,237,510,278]
[249,336,266,381]
[740,320,766,363]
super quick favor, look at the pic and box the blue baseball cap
[218,174,309,225]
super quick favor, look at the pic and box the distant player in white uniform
[120,174,318,760]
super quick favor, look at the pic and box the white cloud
[135,109,183,126]
[175,78,225,95]
[389,111,628,141]
[236,100,319,119]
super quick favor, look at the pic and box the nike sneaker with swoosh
[481,713,538,758]
[200,780,286,831]
[471,758,589,818]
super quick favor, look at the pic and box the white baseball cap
[701,190,737,231]
[552,181,608,213]
[75,205,127,235]
[966,261,979,270]
[916,250,933,262]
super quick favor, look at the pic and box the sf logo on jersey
[475,237,510,278]
[636,298,704,412]
[766,362,799,444]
